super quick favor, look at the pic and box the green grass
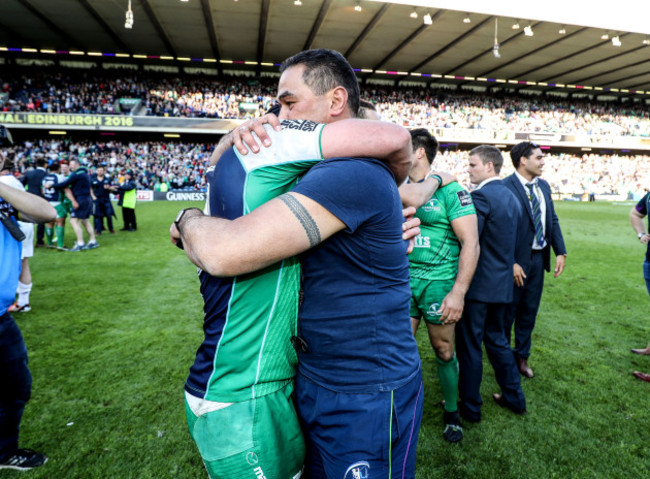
[2,201,649,478]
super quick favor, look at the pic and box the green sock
[437,353,459,413]
[45,227,54,245]
[56,226,65,248]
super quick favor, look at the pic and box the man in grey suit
[503,142,567,379]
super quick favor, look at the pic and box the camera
[0,125,13,147]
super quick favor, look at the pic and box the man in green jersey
[400,129,479,443]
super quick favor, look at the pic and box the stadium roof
[2,0,650,98]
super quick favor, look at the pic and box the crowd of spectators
[3,139,212,192]
[2,138,649,198]
[2,65,650,136]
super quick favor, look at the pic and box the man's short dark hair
[510,141,539,169]
[410,128,438,165]
[280,49,360,118]
[48,161,60,172]
[36,157,46,168]
[358,99,376,119]
[470,145,504,174]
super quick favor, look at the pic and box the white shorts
[18,221,34,259]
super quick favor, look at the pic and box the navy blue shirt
[55,166,92,200]
[42,173,60,203]
[292,158,420,392]
[92,175,113,200]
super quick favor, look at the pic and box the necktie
[526,182,546,248]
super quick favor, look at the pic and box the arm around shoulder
[175,192,346,277]
[321,120,412,184]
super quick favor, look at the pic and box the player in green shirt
[401,129,479,443]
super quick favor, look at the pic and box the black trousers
[0,312,32,460]
[122,207,137,231]
[456,301,526,420]
[507,251,545,360]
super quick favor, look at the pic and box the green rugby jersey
[186,119,325,403]
[409,182,476,281]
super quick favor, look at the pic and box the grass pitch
[3,200,649,478]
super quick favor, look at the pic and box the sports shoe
[84,241,100,250]
[56,246,69,252]
[69,244,85,252]
[8,302,31,313]
[0,449,48,470]
[443,410,463,443]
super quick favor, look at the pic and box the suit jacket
[22,167,46,198]
[466,179,523,304]
[503,174,567,272]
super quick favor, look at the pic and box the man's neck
[408,159,430,183]
[516,168,535,183]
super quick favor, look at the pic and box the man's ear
[329,86,349,118]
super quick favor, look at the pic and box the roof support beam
[403,14,492,87]
[510,33,633,93]
[200,0,222,74]
[257,0,271,65]
[0,21,30,45]
[404,11,453,73]
[303,0,332,51]
[139,0,177,57]
[561,46,648,85]
[345,3,389,59]
[16,0,83,50]
[78,0,132,54]
[365,23,429,76]
[481,27,587,79]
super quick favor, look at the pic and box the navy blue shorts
[296,369,423,479]
[71,197,93,220]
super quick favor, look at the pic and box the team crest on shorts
[427,302,441,317]
[344,461,370,479]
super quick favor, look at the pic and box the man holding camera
[0,126,55,470]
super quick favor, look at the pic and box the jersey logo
[344,461,370,479]
[281,119,320,132]
[421,198,441,212]
[427,302,441,317]
[413,235,430,248]
[456,190,473,206]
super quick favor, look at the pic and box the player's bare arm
[438,214,480,324]
[210,113,283,165]
[0,180,55,224]
[220,118,413,184]
[171,192,345,277]
[630,207,650,244]
[319,120,412,184]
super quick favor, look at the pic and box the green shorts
[55,203,69,219]
[409,277,455,324]
[185,382,305,479]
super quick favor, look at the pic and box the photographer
[0,126,55,471]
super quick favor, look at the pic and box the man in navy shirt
[91,164,115,235]
[173,49,423,479]
[630,193,650,381]
[53,159,98,251]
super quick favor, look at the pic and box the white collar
[475,176,500,190]
[515,170,538,188]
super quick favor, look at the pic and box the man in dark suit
[21,157,47,246]
[456,145,526,422]
[503,142,567,378]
